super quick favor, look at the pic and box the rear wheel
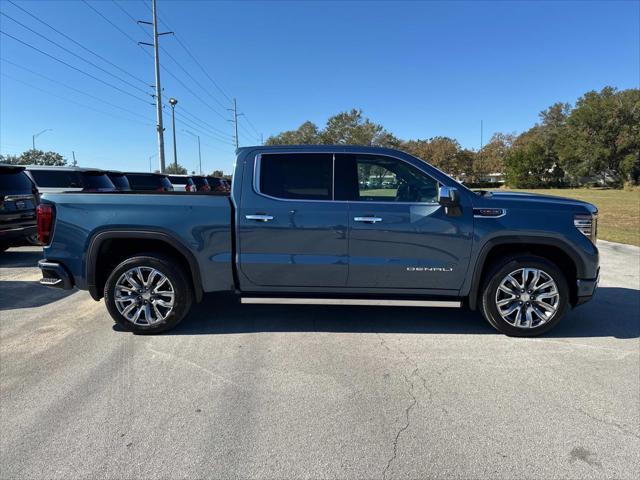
[104,253,193,334]
[480,255,569,337]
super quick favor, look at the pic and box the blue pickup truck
[37,146,599,336]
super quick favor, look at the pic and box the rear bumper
[38,260,74,290]
[575,271,599,306]
[0,225,36,243]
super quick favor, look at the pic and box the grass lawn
[506,188,640,246]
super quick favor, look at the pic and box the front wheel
[480,255,569,337]
[104,253,193,334]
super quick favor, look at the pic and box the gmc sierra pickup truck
[37,146,599,336]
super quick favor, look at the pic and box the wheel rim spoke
[114,266,174,326]
[495,267,559,329]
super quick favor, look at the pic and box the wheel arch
[467,236,585,310]
[86,229,203,303]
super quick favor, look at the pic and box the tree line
[266,86,640,188]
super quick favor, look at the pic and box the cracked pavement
[1,241,639,479]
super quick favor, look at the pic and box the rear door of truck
[237,151,348,288]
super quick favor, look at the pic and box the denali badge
[406,267,453,272]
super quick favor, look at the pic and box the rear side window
[0,170,34,193]
[168,176,193,186]
[127,174,159,189]
[259,153,332,200]
[29,170,81,188]
[82,172,115,190]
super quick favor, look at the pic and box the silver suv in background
[26,166,115,193]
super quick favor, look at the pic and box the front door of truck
[237,152,348,288]
[335,153,473,292]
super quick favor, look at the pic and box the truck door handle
[245,214,274,222]
[354,216,383,224]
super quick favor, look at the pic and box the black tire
[480,255,569,337]
[104,253,193,334]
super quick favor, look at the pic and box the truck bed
[41,192,234,294]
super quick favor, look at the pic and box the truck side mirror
[438,186,459,207]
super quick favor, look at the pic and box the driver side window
[356,155,439,203]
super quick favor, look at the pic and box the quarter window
[259,153,333,200]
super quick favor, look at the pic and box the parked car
[37,145,599,337]
[206,176,230,193]
[26,166,116,193]
[167,175,196,192]
[106,171,131,191]
[0,164,39,251]
[191,175,211,192]
[125,172,174,192]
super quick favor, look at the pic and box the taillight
[157,186,166,192]
[185,184,193,192]
[37,203,54,245]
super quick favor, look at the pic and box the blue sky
[1,0,638,174]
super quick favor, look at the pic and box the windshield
[108,174,130,190]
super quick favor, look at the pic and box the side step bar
[241,298,462,308]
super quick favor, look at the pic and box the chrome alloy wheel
[495,268,560,329]
[114,267,175,326]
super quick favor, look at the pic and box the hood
[483,191,598,213]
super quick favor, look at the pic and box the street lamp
[148,153,158,172]
[182,129,202,175]
[168,98,178,171]
[32,129,52,150]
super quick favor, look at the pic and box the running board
[240,298,462,308]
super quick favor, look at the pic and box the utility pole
[138,0,172,173]
[72,151,77,166]
[169,97,178,171]
[228,98,243,149]
[183,130,202,175]
[261,133,264,145]
[479,119,484,180]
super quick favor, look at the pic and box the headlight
[574,214,597,244]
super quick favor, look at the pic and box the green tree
[211,170,224,177]
[1,149,66,166]
[402,137,461,174]
[504,129,564,188]
[477,132,515,176]
[558,87,640,184]
[265,109,400,148]
[165,163,187,174]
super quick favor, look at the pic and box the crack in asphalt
[377,334,450,479]
[382,370,417,480]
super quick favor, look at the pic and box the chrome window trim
[252,152,441,206]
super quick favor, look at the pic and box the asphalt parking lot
[1,241,638,479]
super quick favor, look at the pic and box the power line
[0,57,153,123]
[0,30,152,105]
[0,11,150,96]
[141,0,233,104]
[81,0,152,59]
[115,0,230,113]
[95,0,231,124]
[241,115,262,138]
[5,0,150,88]
[1,72,154,127]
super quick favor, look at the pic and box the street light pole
[169,97,178,171]
[32,128,52,150]
[183,130,202,175]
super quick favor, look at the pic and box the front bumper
[575,270,599,305]
[38,260,74,290]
